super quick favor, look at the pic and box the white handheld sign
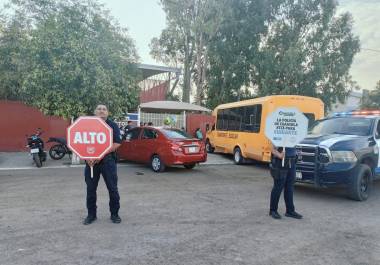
[265,107,309,166]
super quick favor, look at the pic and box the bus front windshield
[310,117,373,136]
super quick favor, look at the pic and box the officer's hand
[277,151,285,160]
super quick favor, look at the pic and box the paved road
[0,152,234,170]
[0,163,379,265]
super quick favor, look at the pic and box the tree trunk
[195,33,203,105]
[183,56,191,103]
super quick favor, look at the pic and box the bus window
[222,110,228,130]
[216,109,224,130]
[242,104,262,133]
[225,109,233,130]
[227,108,241,131]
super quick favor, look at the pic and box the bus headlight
[331,151,357,163]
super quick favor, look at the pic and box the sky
[1,0,379,90]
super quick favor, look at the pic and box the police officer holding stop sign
[83,104,122,225]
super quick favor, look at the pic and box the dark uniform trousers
[85,154,120,216]
[269,158,296,213]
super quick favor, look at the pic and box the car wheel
[348,164,372,201]
[233,147,244,165]
[205,139,214,153]
[151,155,165,173]
[184,163,196,169]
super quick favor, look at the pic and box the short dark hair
[95,104,108,110]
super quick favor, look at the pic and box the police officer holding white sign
[265,108,308,220]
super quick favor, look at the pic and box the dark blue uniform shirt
[106,119,122,144]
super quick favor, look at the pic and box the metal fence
[140,112,185,129]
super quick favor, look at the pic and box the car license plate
[188,147,197,153]
[30,148,39,154]
[296,171,302,180]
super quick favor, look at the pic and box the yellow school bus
[205,95,324,163]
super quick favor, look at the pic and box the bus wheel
[206,139,214,153]
[233,147,244,165]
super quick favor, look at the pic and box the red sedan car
[117,127,207,172]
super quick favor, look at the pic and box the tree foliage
[207,0,360,110]
[153,0,360,110]
[0,0,140,118]
[361,81,380,109]
[150,0,219,104]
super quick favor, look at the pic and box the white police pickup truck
[296,111,380,201]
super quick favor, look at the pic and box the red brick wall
[0,100,70,151]
[186,113,215,140]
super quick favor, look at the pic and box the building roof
[140,101,211,113]
[137,64,181,79]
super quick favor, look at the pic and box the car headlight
[331,151,357,163]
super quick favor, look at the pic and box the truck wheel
[205,139,214,153]
[348,164,372,201]
[233,147,244,165]
[151,155,165,173]
[33,153,42,168]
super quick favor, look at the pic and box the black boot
[269,210,282,219]
[110,214,121,224]
[285,211,303,219]
[83,215,97,225]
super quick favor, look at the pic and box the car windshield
[162,129,193,139]
[310,117,373,136]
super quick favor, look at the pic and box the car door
[118,127,141,161]
[134,128,159,163]
[374,119,380,177]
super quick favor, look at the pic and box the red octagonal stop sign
[67,116,113,160]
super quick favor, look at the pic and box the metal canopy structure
[140,101,211,113]
[138,101,211,129]
[137,64,181,80]
[136,64,182,104]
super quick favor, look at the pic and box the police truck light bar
[333,110,380,117]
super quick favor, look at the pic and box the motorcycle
[26,128,47,168]
[47,137,72,160]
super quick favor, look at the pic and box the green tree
[206,0,360,110]
[150,0,222,104]
[206,0,278,109]
[361,81,380,109]
[0,0,140,118]
[0,5,30,101]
